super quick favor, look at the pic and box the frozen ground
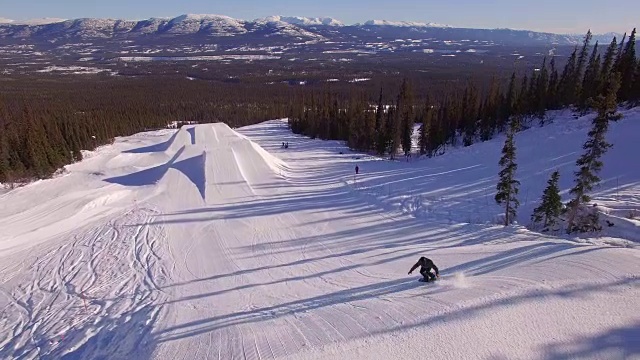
[0,109,639,359]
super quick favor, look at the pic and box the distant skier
[408,256,439,282]
[355,165,359,175]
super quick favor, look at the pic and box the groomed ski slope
[0,109,639,360]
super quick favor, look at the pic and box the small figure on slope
[408,256,439,282]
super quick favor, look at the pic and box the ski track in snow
[1,110,640,359]
[0,207,169,359]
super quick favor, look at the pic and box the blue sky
[1,0,637,34]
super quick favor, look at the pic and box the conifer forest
[1,29,638,185]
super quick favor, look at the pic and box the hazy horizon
[2,0,637,34]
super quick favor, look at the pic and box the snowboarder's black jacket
[409,257,439,275]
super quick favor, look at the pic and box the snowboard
[418,277,438,283]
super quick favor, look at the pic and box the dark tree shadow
[57,305,159,360]
[152,275,638,346]
[542,321,640,360]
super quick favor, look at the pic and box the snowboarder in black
[408,257,439,282]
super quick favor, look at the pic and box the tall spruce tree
[566,73,622,233]
[0,132,8,183]
[531,170,563,231]
[599,37,619,95]
[547,57,560,109]
[518,75,530,116]
[535,57,550,121]
[418,99,432,155]
[386,105,399,159]
[578,42,601,113]
[615,28,636,101]
[502,72,518,131]
[495,120,520,226]
[634,61,640,103]
[574,30,593,103]
[375,88,388,155]
[558,48,578,106]
[398,79,414,156]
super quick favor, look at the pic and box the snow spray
[452,272,469,288]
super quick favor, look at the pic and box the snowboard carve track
[0,208,169,360]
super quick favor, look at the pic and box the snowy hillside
[362,19,450,27]
[258,16,344,27]
[165,14,248,35]
[0,13,618,46]
[0,17,66,25]
[0,109,638,359]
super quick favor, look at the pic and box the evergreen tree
[574,30,593,102]
[375,87,386,155]
[615,28,636,101]
[495,120,520,226]
[386,105,399,159]
[428,106,445,156]
[480,77,500,141]
[22,106,51,179]
[634,61,640,103]
[347,94,367,150]
[502,72,518,131]
[558,48,578,106]
[547,57,560,110]
[418,100,432,155]
[0,132,8,183]
[535,57,550,121]
[599,37,619,95]
[364,102,377,151]
[578,42,601,113]
[399,79,414,156]
[531,170,563,231]
[518,75,530,116]
[566,73,622,233]
[461,83,479,146]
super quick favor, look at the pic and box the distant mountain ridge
[0,14,622,46]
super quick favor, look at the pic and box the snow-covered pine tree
[531,170,563,231]
[566,72,622,233]
[495,120,520,226]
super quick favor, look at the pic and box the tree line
[0,77,293,183]
[288,29,637,234]
[0,29,637,187]
[496,70,622,233]
[494,30,636,233]
[288,29,639,159]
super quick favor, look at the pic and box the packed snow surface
[0,110,639,359]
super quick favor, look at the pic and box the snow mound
[108,123,288,201]
[81,189,132,211]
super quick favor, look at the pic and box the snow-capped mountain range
[361,19,448,27]
[0,14,620,46]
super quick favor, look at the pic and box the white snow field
[0,109,639,360]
